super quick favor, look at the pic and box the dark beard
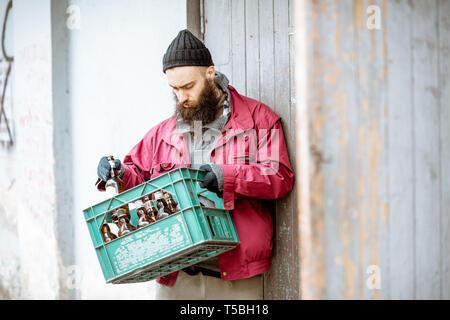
[174,79,221,125]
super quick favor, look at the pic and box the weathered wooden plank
[204,0,232,78]
[298,0,329,299]
[204,0,299,300]
[294,0,309,299]
[231,0,246,94]
[438,0,450,300]
[337,0,368,300]
[386,0,415,300]
[288,0,296,153]
[311,0,347,299]
[245,0,260,100]
[259,0,274,109]
[263,0,298,300]
[288,0,299,300]
[187,0,202,40]
[356,0,390,300]
[295,0,355,299]
[354,0,373,300]
[372,0,390,300]
[350,0,389,300]
[411,0,441,300]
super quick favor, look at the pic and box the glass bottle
[116,208,136,237]
[101,223,117,243]
[105,156,125,195]
[111,206,130,225]
[163,192,179,214]
[135,200,153,228]
[143,196,158,222]
[110,209,120,231]
[154,191,169,219]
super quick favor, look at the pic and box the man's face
[166,66,220,124]
[166,66,212,107]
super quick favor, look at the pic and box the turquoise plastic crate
[83,167,240,284]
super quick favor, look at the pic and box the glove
[97,156,124,182]
[198,164,220,194]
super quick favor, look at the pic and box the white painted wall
[0,0,187,299]
[0,0,60,299]
[0,0,19,299]
[67,0,186,299]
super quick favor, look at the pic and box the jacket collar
[224,85,254,131]
[160,116,186,156]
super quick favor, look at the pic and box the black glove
[97,156,124,182]
[198,164,220,194]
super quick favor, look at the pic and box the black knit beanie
[163,29,214,73]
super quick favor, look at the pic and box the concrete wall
[0,0,186,299]
[0,0,60,299]
[0,0,17,299]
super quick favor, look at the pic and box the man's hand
[198,164,220,194]
[97,156,124,182]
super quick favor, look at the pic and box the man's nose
[178,92,188,104]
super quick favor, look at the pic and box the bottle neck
[137,209,145,217]
[118,217,127,226]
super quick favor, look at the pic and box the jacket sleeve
[219,119,294,210]
[122,132,153,191]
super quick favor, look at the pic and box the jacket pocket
[150,162,176,179]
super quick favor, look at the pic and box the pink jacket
[121,85,294,285]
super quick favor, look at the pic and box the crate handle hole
[198,195,216,208]
[207,216,216,237]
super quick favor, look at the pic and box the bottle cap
[117,208,126,217]
[134,199,144,208]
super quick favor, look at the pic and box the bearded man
[96,29,294,299]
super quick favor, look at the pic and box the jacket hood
[214,70,229,92]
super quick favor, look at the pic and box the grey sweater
[174,71,232,272]
[174,70,232,192]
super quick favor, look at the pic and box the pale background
[0,0,186,299]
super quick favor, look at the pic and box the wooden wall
[203,0,298,299]
[201,0,449,300]
[295,0,450,299]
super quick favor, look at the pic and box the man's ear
[205,65,215,80]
